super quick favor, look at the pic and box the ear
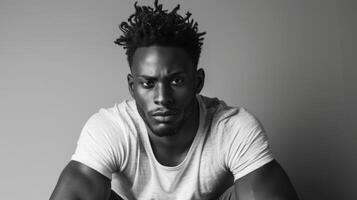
[195,68,205,94]
[127,73,134,98]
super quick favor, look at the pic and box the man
[50,1,299,199]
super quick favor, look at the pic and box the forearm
[216,185,236,200]
[109,190,125,200]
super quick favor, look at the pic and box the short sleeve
[71,111,123,179]
[224,109,274,181]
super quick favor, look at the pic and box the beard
[147,122,180,137]
[143,110,188,137]
[135,100,196,138]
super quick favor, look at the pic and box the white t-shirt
[71,95,274,200]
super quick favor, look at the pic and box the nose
[154,82,173,106]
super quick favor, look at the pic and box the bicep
[232,160,299,200]
[50,161,111,200]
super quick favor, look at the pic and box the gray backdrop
[0,0,356,199]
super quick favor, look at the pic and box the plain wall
[0,0,356,199]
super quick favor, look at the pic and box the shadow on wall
[274,93,352,200]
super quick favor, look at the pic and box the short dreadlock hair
[114,0,206,68]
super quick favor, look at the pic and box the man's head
[115,0,206,137]
[114,0,206,67]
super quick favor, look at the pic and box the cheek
[173,86,196,103]
[133,86,152,111]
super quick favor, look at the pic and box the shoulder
[82,99,139,139]
[199,96,266,147]
[92,99,136,123]
[73,99,139,173]
[222,107,263,132]
[219,107,266,144]
[198,95,261,132]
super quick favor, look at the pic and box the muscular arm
[219,160,299,200]
[50,160,111,200]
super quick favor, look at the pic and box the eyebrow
[137,71,187,79]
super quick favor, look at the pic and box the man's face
[128,46,204,137]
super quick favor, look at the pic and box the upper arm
[71,112,124,179]
[50,160,111,200]
[232,160,299,200]
[224,109,274,180]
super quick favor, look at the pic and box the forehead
[131,46,194,76]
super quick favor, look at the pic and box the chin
[150,124,178,137]
[145,114,186,137]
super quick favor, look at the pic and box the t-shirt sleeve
[224,108,274,181]
[71,111,123,179]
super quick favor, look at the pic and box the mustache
[150,108,179,116]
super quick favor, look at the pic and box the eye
[141,80,155,88]
[171,77,184,86]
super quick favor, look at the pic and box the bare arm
[219,160,299,200]
[50,160,111,200]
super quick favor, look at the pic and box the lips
[152,115,177,123]
[151,110,179,123]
